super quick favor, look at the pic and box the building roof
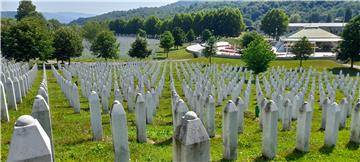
[281,28,342,42]
[289,23,347,28]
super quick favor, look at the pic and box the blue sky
[1,0,178,14]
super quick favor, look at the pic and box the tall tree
[260,9,289,40]
[202,36,217,64]
[186,29,195,44]
[345,7,353,22]
[172,13,193,32]
[144,16,161,36]
[53,27,83,64]
[201,29,212,43]
[160,31,174,58]
[128,36,150,58]
[172,27,185,49]
[212,7,245,37]
[240,32,264,48]
[326,14,332,23]
[90,30,119,60]
[82,21,107,42]
[126,17,144,34]
[289,13,301,23]
[15,0,37,20]
[241,37,276,74]
[192,12,204,36]
[291,36,314,67]
[336,15,360,69]
[1,16,53,62]
[47,19,62,31]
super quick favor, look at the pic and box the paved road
[342,64,360,70]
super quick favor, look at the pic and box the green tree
[336,15,360,69]
[289,13,301,23]
[261,9,289,40]
[126,17,144,34]
[144,16,161,36]
[212,7,245,37]
[47,19,62,31]
[241,37,276,74]
[172,27,185,49]
[160,31,174,58]
[1,16,53,62]
[193,12,204,36]
[186,29,195,44]
[82,21,107,42]
[345,7,353,22]
[291,36,314,67]
[128,36,150,58]
[53,27,83,64]
[201,29,212,43]
[326,14,332,23]
[90,30,119,60]
[172,13,193,32]
[202,36,217,64]
[137,29,147,38]
[240,32,264,48]
[15,0,37,20]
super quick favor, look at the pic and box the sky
[1,0,178,15]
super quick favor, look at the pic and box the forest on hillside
[70,1,360,25]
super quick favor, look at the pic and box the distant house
[276,28,342,54]
[288,23,347,35]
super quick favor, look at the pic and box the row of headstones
[177,62,251,107]
[7,66,56,162]
[170,65,248,161]
[1,61,30,82]
[51,65,80,113]
[258,97,360,159]
[1,63,38,122]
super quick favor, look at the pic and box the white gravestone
[1,81,9,122]
[111,100,130,162]
[174,111,210,162]
[325,102,341,147]
[296,102,312,152]
[262,100,278,159]
[350,101,360,143]
[223,100,239,160]
[89,91,103,140]
[135,93,147,143]
[7,115,53,162]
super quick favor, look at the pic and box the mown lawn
[1,51,360,161]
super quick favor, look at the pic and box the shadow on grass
[219,158,236,162]
[154,137,172,146]
[346,141,360,150]
[61,137,92,145]
[253,155,271,162]
[319,145,335,155]
[285,149,307,161]
[328,67,360,76]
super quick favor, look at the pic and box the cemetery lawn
[1,53,360,161]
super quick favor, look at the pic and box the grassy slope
[1,50,360,161]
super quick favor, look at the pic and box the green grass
[1,52,360,161]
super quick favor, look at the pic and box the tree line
[108,7,245,37]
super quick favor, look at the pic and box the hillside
[1,11,94,23]
[70,1,360,25]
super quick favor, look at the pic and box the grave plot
[2,60,360,161]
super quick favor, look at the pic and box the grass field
[1,49,360,161]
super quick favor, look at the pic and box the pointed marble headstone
[135,93,147,143]
[7,115,53,162]
[174,111,210,162]
[350,101,360,143]
[89,91,103,141]
[111,100,130,162]
[262,100,278,159]
[296,102,312,152]
[223,100,238,160]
